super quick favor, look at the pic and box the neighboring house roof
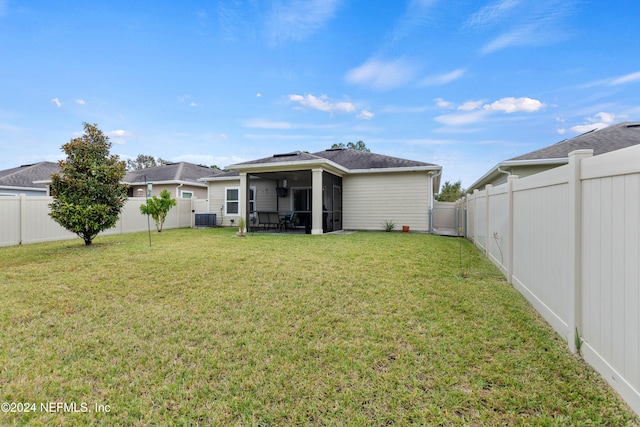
[124,162,219,187]
[0,161,61,193]
[468,122,640,191]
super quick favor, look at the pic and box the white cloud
[266,0,342,45]
[569,111,618,134]
[473,1,577,54]
[288,94,356,114]
[241,119,295,129]
[609,71,640,86]
[76,99,86,105]
[356,110,374,120]
[434,96,545,127]
[466,0,521,29]
[344,57,416,91]
[420,68,465,86]
[52,98,62,108]
[480,25,537,54]
[189,102,200,107]
[570,123,608,134]
[593,111,616,124]
[483,97,545,113]
[434,98,455,109]
[256,93,262,97]
[107,130,133,144]
[458,100,484,111]
[434,110,490,126]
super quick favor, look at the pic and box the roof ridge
[174,162,185,180]
[0,162,46,180]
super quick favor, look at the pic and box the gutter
[467,157,568,193]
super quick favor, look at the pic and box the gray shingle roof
[313,148,437,169]
[508,122,640,161]
[231,149,438,170]
[124,162,221,184]
[0,162,61,188]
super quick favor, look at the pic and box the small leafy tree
[49,123,128,245]
[139,189,177,232]
[436,180,464,202]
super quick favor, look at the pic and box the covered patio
[232,152,347,235]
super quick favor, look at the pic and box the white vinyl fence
[461,147,640,415]
[0,197,201,247]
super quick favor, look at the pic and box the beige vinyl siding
[207,178,278,227]
[343,172,431,232]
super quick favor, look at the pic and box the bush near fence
[461,146,640,415]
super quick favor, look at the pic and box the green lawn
[1,229,637,426]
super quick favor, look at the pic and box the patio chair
[280,211,294,230]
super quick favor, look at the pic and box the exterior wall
[0,196,194,246]
[342,172,431,232]
[463,146,640,415]
[207,177,278,227]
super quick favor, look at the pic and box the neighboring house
[124,162,217,199]
[468,121,640,192]
[200,148,442,234]
[0,162,61,196]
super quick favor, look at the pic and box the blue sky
[1,0,639,188]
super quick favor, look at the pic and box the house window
[225,188,239,215]
[292,188,311,211]
[225,187,256,215]
[181,191,194,198]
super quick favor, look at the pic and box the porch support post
[311,168,323,235]
[239,172,249,232]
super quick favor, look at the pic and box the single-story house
[124,162,218,199]
[200,148,442,234]
[0,162,61,196]
[468,121,640,192]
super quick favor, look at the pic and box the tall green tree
[49,123,128,245]
[435,180,464,202]
[331,140,370,152]
[139,189,177,232]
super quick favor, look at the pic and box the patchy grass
[0,229,637,426]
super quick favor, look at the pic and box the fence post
[485,184,492,257]
[473,189,479,244]
[567,149,593,353]
[507,175,518,284]
[19,194,27,245]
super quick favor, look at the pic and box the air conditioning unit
[195,213,217,227]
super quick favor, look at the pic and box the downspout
[176,183,184,227]
[497,166,512,179]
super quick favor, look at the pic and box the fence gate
[431,201,460,236]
